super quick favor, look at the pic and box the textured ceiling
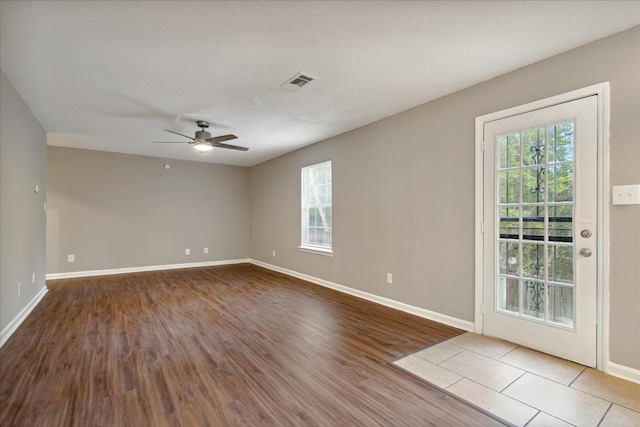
[1,1,638,167]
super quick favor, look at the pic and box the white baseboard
[46,259,251,280]
[607,361,640,384]
[1,285,48,348]
[250,259,474,332]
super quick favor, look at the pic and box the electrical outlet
[18,282,21,296]
[387,273,393,284]
[67,254,75,263]
[204,247,209,254]
[185,248,191,256]
[273,250,276,257]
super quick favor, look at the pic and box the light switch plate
[612,185,640,205]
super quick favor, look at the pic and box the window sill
[298,246,333,257]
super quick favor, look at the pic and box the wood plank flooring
[0,264,504,426]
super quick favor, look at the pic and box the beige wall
[250,27,640,369]
[47,147,250,273]
[0,72,47,332]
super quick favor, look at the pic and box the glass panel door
[483,96,598,367]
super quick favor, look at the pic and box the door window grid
[495,121,575,328]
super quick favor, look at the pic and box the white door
[483,96,598,366]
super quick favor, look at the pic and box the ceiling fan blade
[164,129,196,141]
[153,141,192,144]
[205,134,238,144]
[211,141,249,151]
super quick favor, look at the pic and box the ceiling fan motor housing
[195,130,212,140]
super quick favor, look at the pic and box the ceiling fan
[154,121,249,153]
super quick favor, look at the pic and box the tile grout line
[596,402,613,427]
[445,376,465,390]
[450,376,540,426]
[521,409,541,427]
[413,342,463,359]
[495,352,585,387]
[567,366,588,387]
[499,345,520,360]
[498,370,616,426]
[499,370,528,394]
[522,371,615,397]
[393,335,463,364]
[442,344,518,364]
[427,343,465,365]
[566,369,640,413]
[445,332,521,361]
[491,372,562,423]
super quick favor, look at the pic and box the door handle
[580,248,592,257]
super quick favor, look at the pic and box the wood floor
[1,264,504,426]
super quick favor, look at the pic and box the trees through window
[301,161,332,252]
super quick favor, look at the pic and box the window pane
[498,241,519,275]
[499,134,520,169]
[499,206,520,240]
[548,122,574,164]
[302,161,332,249]
[548,284,574,327]
[547,245,573,284]
[499,170,520,204]
[548,163,574,202]
[522,205,545,241]
[522,128,546,167]
[522,243,544,279]
[523,280,545,319]
[549,204,573,242]
[308,208,316,227]
[522,167,545,204]
[497,277,519,313]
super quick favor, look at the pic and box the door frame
[474,83,610,372]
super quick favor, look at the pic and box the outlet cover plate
[612,185,640,205]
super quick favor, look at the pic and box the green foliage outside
[496,121,575,326]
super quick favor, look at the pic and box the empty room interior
[1,1,639,426]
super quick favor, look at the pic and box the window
[301,161,332,254]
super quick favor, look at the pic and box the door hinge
[481,303,485,314]
[481,140,486,152]
[481,221,485,233]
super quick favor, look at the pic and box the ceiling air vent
[281,72,316,92]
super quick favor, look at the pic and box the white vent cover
[281,72,316,91]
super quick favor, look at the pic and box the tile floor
[393,332,640,427]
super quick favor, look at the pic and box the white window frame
[300,160,333,256]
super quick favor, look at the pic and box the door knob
[580,248,592,257]
[581,229,592,238]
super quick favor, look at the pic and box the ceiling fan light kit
[153,121,249,153]
[194,142,214,153]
